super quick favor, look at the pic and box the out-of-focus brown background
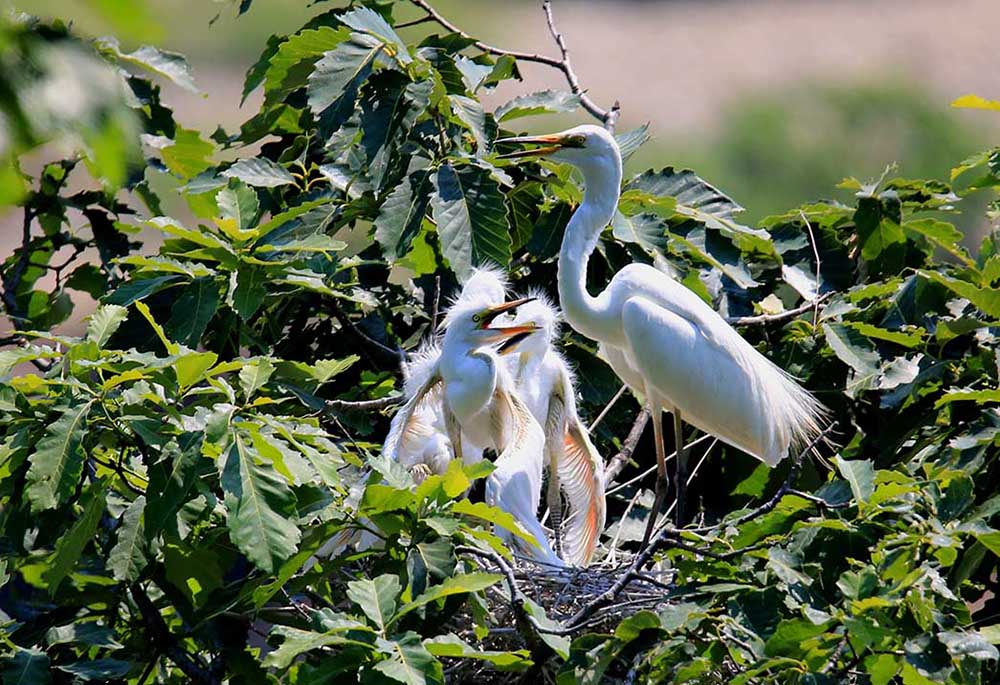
[7,0,999,331]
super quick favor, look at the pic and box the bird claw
[409,463,433,484]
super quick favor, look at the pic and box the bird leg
[547,446,563,557]
[640,407,668,549]
[673,411,688,526]
[545,397,566,558]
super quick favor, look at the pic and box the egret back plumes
[508,293,606,567]
[497,124,827,537]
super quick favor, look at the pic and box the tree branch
[407,0,619,130]
[726,292,833,327]
[130,585,219,685]
[324,395,402,412]
[603,409,650,485]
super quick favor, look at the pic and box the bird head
[495,124,620,171]
[444,296,542,356]
[508,292,561,360]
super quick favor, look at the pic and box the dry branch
[407,0,620,130]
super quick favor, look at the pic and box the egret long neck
[558,155,623,342]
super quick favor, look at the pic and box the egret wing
[382,368,444,464]
[560,415,607,566]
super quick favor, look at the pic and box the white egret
[385,289,564,567]
[507,294,606,567]
[497,125,826,542]
[388,266,511,482]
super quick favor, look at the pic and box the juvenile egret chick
[387,266,510,480]
[508,295,606,567]
[498,125,827,542]
[385,295,564,567]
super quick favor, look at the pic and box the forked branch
[407,0,620,130]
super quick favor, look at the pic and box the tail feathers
[558,418,606,566]
[738,341,829,465]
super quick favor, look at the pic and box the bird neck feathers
[557,152,622,341]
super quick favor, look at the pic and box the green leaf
[56,659,132,680]
[374,632,439,685]
[220,432,300,572]
[108,496,147,583]
[431,163,512,279]
[26,401,96,512]
[452,499,536,545]
[146,439,199,538]
[160,128,215,180]
[822,322,880,393]
[44,486,106,592]
[217,181,260,232]
[263,27,349,102]
[936,389,1000,408]
[407,538,455,597]
[424,634,531,670]
[495,90,579,121]
[833,455,875,504]
[626,167,766,241]
[105,275,182,306]
[615,123,650,161]
[134,301,180,354]
[239,357,276,399]
[165,277,219,347]
[448,94,487,150]
[919,270,1000,318]
[764,618,832,657]
[98,38,198,92]
[393,572,502,623]
[221,157,296,188]
[228,267,267,321]
[3,649,50,685]
[346,574,400,632]
[375,170,432,259]
[173,351,218,389]
[264,620,375,669]
[85,304,128,347]
[938,631,999,661]
[903,218,973,266]
[340,7,411,64]
[847,322,924,348]
[307,33,383,115]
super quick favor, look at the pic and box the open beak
[494,134,565,160]
[476,297,542,353]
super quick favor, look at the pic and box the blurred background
[16,0,999,226]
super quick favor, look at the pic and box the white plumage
[383,271,565,567]
[507,294,606,567]
[498,125,827,539]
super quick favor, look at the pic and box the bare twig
[326,300,405,367]
[603,409,650,485]
[588,383,627,433]
[408,0,619,129]
[429,274,441,335]
[726,292,833,326]
[324,395,402,412]
[799,210,823,328]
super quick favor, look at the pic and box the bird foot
[409,463,433,484]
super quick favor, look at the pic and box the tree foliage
[1,2,1000,684]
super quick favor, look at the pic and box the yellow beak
[494,134,566,160]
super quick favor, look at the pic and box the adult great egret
[384,288,564,567]
[497,125,826,541]
[507,295,606,567]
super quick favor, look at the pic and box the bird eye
[472,313,482,323]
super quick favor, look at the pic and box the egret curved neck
[558,156,623,342]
